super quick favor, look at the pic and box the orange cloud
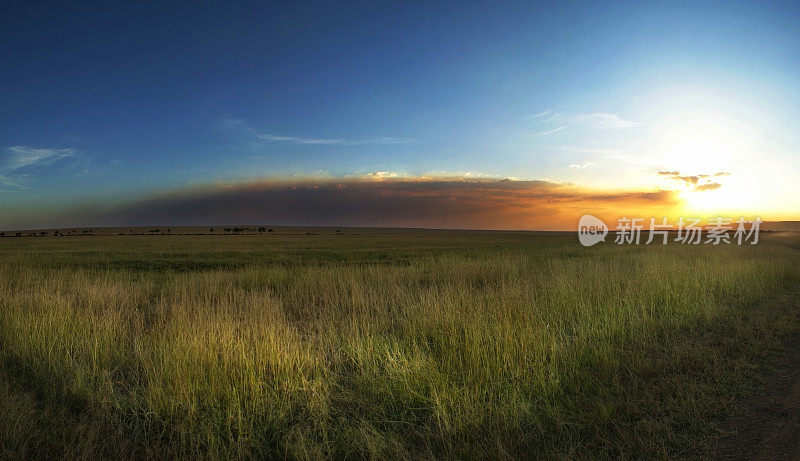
[658,170,730,192]
[695,183,722,192]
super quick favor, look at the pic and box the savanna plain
[1,229,799,458]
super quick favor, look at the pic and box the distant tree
[233,227,242,234]
[40,231,47,236]
[0,232,4,237]
[210,228,214,233]
[53,230,59,236]
[258,226,266,234]
[224,227,232,234]
[15,232,21,237]
[167,228,171,234]
[268,228,273,233]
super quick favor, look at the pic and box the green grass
[1,230,799,458]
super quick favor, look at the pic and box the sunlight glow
[649,110,767,215]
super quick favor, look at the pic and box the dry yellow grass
[1,230,799,458]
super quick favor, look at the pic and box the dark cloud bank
[10,178,680,231]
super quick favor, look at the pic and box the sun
[651,110,763,215]
[679,174,757,214]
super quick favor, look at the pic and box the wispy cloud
[571,112,642,129]
[257,133,412,145]
[1,146,78,188]
[223,118,413,146]
[568,161,595,169]
[528,111,642,139]
[4,146,76,171]
[527,110,551,119]
[534,126,567,136]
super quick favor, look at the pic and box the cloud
[256,133,345,145]
[4,146,76,171]
[571,112,642,129]
[528,111,642,139]
[534,126,567,136]
[13,176,680,230]
[1,146,78,188]
[657,170,729,192]
[695,183,722,191]
[527,111,551,119]
[568,162,595,169]
[256,134,412,145]
[223,118,413,146]
[367,171,402,178]
[676,175,700,185]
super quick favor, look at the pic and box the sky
[1,1,799,230]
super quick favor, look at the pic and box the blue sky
[2,1,799,228]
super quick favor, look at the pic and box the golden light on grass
[2,233,799,457]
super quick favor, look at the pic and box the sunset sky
[2,1,799,230]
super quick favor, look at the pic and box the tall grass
[1,233,799,458]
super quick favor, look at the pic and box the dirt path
[714,337,800,459]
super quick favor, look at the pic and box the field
[1,229,799,458]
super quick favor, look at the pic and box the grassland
[1,229,799,458]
